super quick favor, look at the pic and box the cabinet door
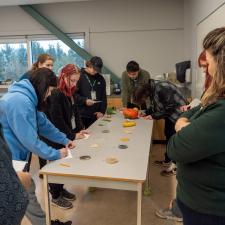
[152,119,166,141]
[107,97,122,108]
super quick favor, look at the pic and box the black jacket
[42,89,84,149]
[146,79,187,123]
[76,68,107,119]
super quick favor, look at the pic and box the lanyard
[85,74,96,90]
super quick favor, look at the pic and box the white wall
[184,0,225,97]
[0,0,185,79]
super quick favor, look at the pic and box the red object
[123,108,138,119]
[58,64,80,97]
[198,51,212,91]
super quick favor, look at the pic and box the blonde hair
[201,27,225,106]
[31,54,54,71]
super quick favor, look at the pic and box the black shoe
[51,195,73,209]
[51,219,72,225]
[154,160,172,167]
[61,189,76,201]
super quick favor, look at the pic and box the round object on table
[80,155,91,160]
[106,157,119,164]
[118,144,128,149]
[102,129,110,133]
[120,137,129,142]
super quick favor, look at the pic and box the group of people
[120,27,225,225]
[1,26,225,225]
[0,54,107,224]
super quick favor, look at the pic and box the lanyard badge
[91,90,97,100]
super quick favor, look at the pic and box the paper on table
[84,133,90,140]
[65,149,73,159]
[12,160,27,172]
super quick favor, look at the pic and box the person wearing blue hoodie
[0,68,74,225]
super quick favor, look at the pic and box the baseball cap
[90,56,103,73]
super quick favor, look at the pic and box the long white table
[40,112,153,225]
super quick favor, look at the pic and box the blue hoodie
[0,79,69,161]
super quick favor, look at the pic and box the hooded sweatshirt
[0,79,69,161]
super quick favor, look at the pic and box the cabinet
[152,119,166,141]
[107,96,122,108]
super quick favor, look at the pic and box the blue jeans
[177,198,225,225]
[25,179,46,225]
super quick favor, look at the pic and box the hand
[67,140,76,149]
[179,105,191,112]
[94,112,104,119]
[86,99,95,106]
[143,115,153,120]
[17,172,31,192]
[76,132,85,140]
[59,148,69,158]
[139,111,146,117]
[80,129,90,135]
[175,117,190,132]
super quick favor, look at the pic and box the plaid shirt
[146,79,188,123]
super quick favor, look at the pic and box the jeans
[177,198,225,225]
[25,179,46,225]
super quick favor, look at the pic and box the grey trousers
[25,179,46,225]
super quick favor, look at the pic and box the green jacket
[167,100,225,216]
[121,69,150,107]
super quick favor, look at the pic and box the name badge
[71,115,76,130]
[91,90,96,100]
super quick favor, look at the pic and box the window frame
[0,32,86,79]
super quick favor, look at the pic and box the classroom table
[40,112,153,225]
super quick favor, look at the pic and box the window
[0,43,28,81]
[0,33,85,81]
[31,39,85,75]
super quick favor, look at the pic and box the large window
[0,43,28,81]
[0,33,85,81]
[31,39,85,75]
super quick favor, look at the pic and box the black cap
[90,56,103,73]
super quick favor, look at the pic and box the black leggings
[164,118,176,163]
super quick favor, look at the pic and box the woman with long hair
[42,64,89,209]
[19,53,54,80]
[0,68,74,225]
[168,27,225,225]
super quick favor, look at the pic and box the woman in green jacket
[168,27,225,225]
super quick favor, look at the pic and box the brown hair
[201,27,225,106]
[85,60,92,68]
[31,54,54,72]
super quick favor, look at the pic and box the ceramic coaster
[118,144,128,149]
[106,157,118,164]
[102,129,110,133]
[80,155,91,160]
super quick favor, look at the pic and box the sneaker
[51,195,73,209]
[51,220,72,225]
[160,167,177,177]
[61,189,76,201]
[155,208,183,222]
[154,160,172,167]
